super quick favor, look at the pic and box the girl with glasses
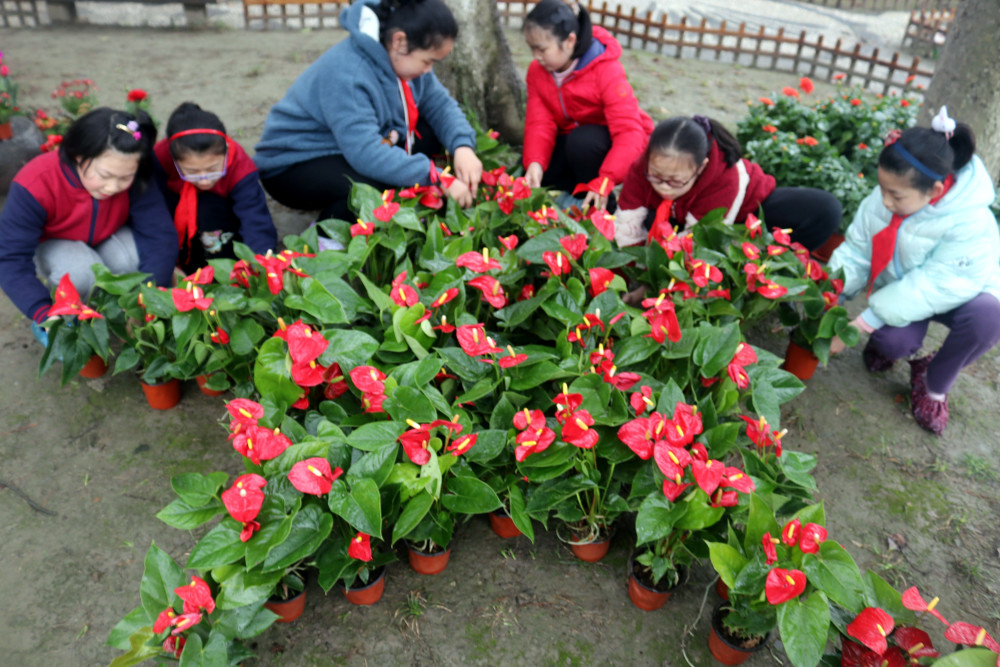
[521,0,653,212]
[154,102,277,273]
[614,115,840,251]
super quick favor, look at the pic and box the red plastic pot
[0,122,12,141]
[627,557,680,611]
[568,534,612,563]
[140,378,182,410]
[708,601,770,665]
[195,373,226,397]
[783,339,820,381]
[811,232,846,264]
[343,567,385,606]
[79,355,108,379]
[407,543,452,575]
[716,578,730,601]
[264,588,306,623]
[488,511,522,538]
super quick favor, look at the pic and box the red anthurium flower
[664,402,702,447]
[690,442,709,463]
[175,576,215,615]
[285,321,329,364]
[772,227,793,246]
[527,205,558,226]
[361,390,385,413]
[322,363,349,400]
[831,278,845,295]
[762,533,778,565]
[498,345,528,368]
[229,259,257,287]
[210,327,229,345]
[418,185,444,209]
[399,424,431,465]
[511,177,531,200]
[514,426,556,461]
[945,623,1000,652]
[654,442,691,482]
[589,208,616,240]
[782,518,801,546]
[433,315,456,333]
[153,608,177,634]
[900,587,948,625]
[496,190,515,215]
[561,409,599,448]
[456,324,502,356]
[757,280,788,299]
[765,568,807,605]
[711,488,739,507]
[498,234,519,251]
[741,242,761,260]
[351,219,376,237]
[170,612,202,636]
[163,633,185,657]
[291,359,326,387]
[542,251,570,276]
[618,417,654,459]
[468,275,507,309]
[559,234,589,260]
[588,267,615,297]
[481,165,507,187]
[446,433,477,456]
[691,459,724,495]
[893,627,939,660]
[646,310,682,344]
[288,457,343,495]
[172,285,213,312]
[688,259,723,287]
[728,364,750,389]
[630,386,655,416]
[603,368,640,391]
[232,424,291,465]
[457,248,501,272]
[226,398,262,426]
[348,532,373,562]
[182,266,214,285]
[254,252,300,295]
[822,291,838,310]
[390,271,419,307]
[46,274,104,319]
[745,213,763,238]
[431,288,459,309]
[519,285,535,301]
[799,523,827,554]
[847,607,895,655]
[221,474,266,527]
[799,76,814,94]
[349,365,386,393]
[720,467,755,493]
[552,384,583,422]
[127,88,148,102]
[513,408,546,431]
[372,189,399,221]
[662,478,693,501]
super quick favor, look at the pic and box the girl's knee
[97,227,141,274]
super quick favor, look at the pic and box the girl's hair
[646,116,742,168]
[60,106,157,191]
[878,124,976,192]
[524,0,593,60]
[374,0,458,51]
[166,102,227,160]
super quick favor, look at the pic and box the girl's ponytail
[60,107,158,192]
[879,107,976,192]
[376,0,458,51]
[524,0,592,60]
[706,117,742,167]
[949,123,976,173]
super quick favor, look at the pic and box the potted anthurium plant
[38,273,113,382]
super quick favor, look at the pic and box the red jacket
[523,26,654,191]
[618,139,777,228]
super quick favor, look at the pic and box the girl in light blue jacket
[829,108,1000,435]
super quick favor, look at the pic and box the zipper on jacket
[554,72,576,124]
[88,199,98,246]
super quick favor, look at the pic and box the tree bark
[435,0,525,145]
[919,0,1000,184]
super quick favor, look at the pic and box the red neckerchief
[399,78,421,154]
[867,173,954,296]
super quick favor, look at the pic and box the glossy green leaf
[139,542,185,620]
[777,592,830,667]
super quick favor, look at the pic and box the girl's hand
[829,336,846,355]
[525,162,544,189]
[446,178,474,208]
[453,146,483,193]
[581,191,608,213]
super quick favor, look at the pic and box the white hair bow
[931,106,956,138]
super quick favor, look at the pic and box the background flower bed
[0,27,999,667]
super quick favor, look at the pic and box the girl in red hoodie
[615,115,840,250]
[522,0,653,211]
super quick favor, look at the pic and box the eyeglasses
[645,166,701,189]
[174,150,228,184]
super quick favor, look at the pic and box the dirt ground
[0,25,998,667]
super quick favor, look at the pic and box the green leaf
[106,606,151,651]
[745,494,781,556]
[931,649,999,667]
[524,474,597,518]
[462,429,507,464]
[215,569,283,609]
[707,542,748,589]
[261,504,334,572]
[328,478,383,537]
[383,385,438,424]
[155,498,225,530]
[325,329,380,370]
[139,542,185,620]
[347,421,408,452]
[253,337,302,412]
[107,625,159,667]
[635,493,687,545]
[613,335,661,368]
[393,491,435,544]
[211,602,278,640]
[441,475,502,514]
[170,472,229,507]
[802,542,864,613]
[692,322,741,377]
[777,593,830,667]
[285,279,350,324]
[186,519,247,570]
[508,485,535,543]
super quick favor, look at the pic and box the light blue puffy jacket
[829,155,999,329]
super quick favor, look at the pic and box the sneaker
[911,389,949,435]
[862,339,894,372]
[31,321,49,348]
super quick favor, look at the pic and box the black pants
[540,124,612,193]
[164,190,242,273]
[260,119,442,223]
[759,187,841,251]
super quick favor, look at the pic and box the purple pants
[869,292,1000,394]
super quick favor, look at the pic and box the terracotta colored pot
[783,339,820,381]
[407,543,452,575]
[488,511,522,538]
[140,378,182,410]
[811,232,846,264]
[342,567,386,606]
[708,601,770,665]
[716,578,730,601]
[627,557,680,611]
[0,122,12,141]
[78,355,108,379]
[264,588,306,623]
[196,373,226,397]
[568,532,612,563]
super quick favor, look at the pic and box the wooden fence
[500,1,934,93]
[1,0,41,26]
[242,0,348,29]
[902,8,955,54]
[788,0,955,10]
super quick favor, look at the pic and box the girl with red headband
[154,102,276,273]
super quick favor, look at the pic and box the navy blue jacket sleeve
[230,173,277,254]
[0,183,55,321]
[128,181,178,285]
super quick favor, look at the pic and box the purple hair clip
[116,120,142,141]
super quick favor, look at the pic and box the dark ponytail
[374,0,458,51]
[878,123,976,192]
[646,115,742,168]
[524,0,593,60]
[165,102,227,160]
[60,106,157,192]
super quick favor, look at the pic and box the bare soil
[0,25,997,667]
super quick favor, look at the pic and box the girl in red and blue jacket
[0,107,176,340]
[522,0,654,211]
[154,102,276,273]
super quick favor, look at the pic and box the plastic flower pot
[78,355,108,379]
[811,232,845,264]
[0,122,12,141]
[558,524,614,563]
[716,578,729,601]
[342,566,386,606]
[195,373,226,397]
[264,588,306,623]
[627,556,681,612]
[708,601,770,665]
[407,542,452,575]
[140,378,182,410]
[488,510,522,539]
[783,339,820,381]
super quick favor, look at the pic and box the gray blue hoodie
[254,0,476,186]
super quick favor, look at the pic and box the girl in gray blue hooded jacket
[255,0,483,223]
[828,107,1000,435]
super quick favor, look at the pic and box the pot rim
[342,565,386,592]
[405,540,453,556]
[556,521,614,546]
[628,551,685,594]
[267,585,307,605]
[710,600,771,654]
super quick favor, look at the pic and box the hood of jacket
[341,0,396,80]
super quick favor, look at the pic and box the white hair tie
[931,106,956,139]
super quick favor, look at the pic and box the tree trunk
[919,0,1000,184]
[436,0,525,145]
